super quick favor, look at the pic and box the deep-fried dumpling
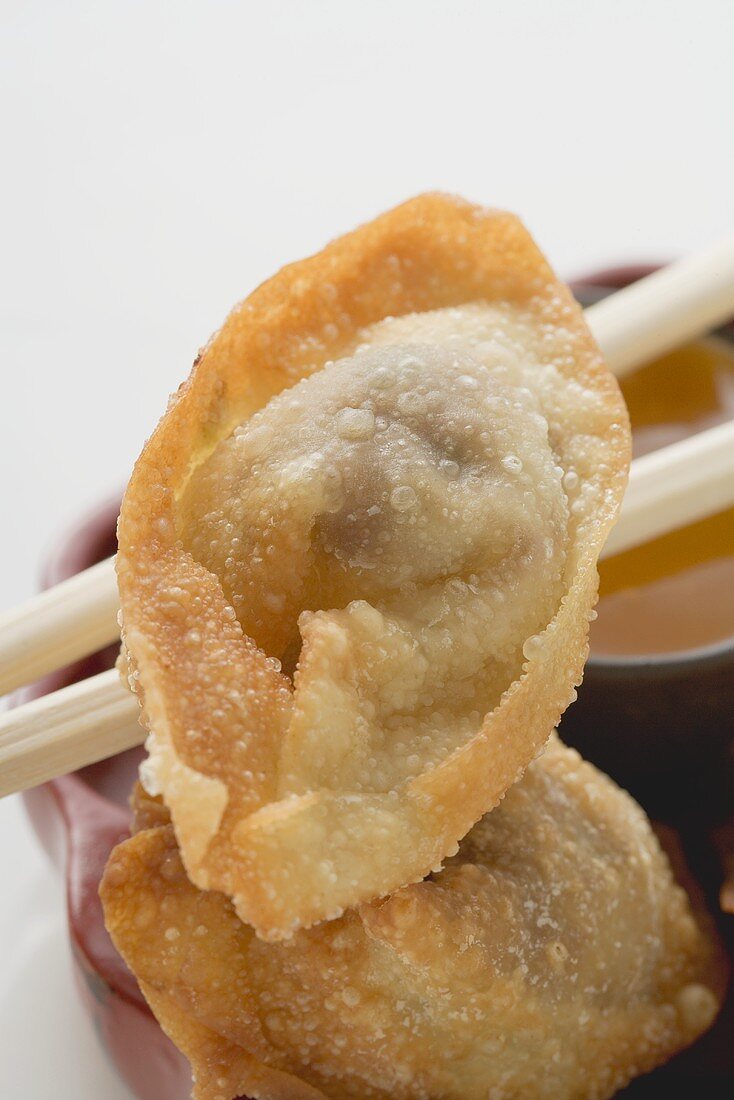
[116,194,629,938]
[101,738,722,1100]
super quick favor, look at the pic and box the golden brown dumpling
[116,194,629,938]
[101,738,722,1100]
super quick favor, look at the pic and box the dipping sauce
[592,336,734,657]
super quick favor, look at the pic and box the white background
[1,1,732,1095]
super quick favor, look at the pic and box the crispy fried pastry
[116,195,629,938]
[101,738,722,1100]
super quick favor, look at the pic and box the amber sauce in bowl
[592,337,734,659]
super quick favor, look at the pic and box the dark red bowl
[18,500,192,1100]
[16,269,734,1099]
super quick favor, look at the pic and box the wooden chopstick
[4,250,734,700]
[0,558,120,698]
[3,411,734,799]
[1,238,734,792]
[602,417,734,559]
[1,240,734,722]
[586,238,734,378]
[0,668,142,798]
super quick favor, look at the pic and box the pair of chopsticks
[2,243,734,800]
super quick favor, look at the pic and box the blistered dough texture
[117,194,631,937]
[101,739,723,1100]
[181,339,568,795]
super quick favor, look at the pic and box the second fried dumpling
[101,736,722,1100]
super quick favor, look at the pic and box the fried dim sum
[101,737,722,1100]
[116,195,629,938]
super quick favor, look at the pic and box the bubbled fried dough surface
[117,194,630,938]
[179,337,568,795]
[101,739,722,1100]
